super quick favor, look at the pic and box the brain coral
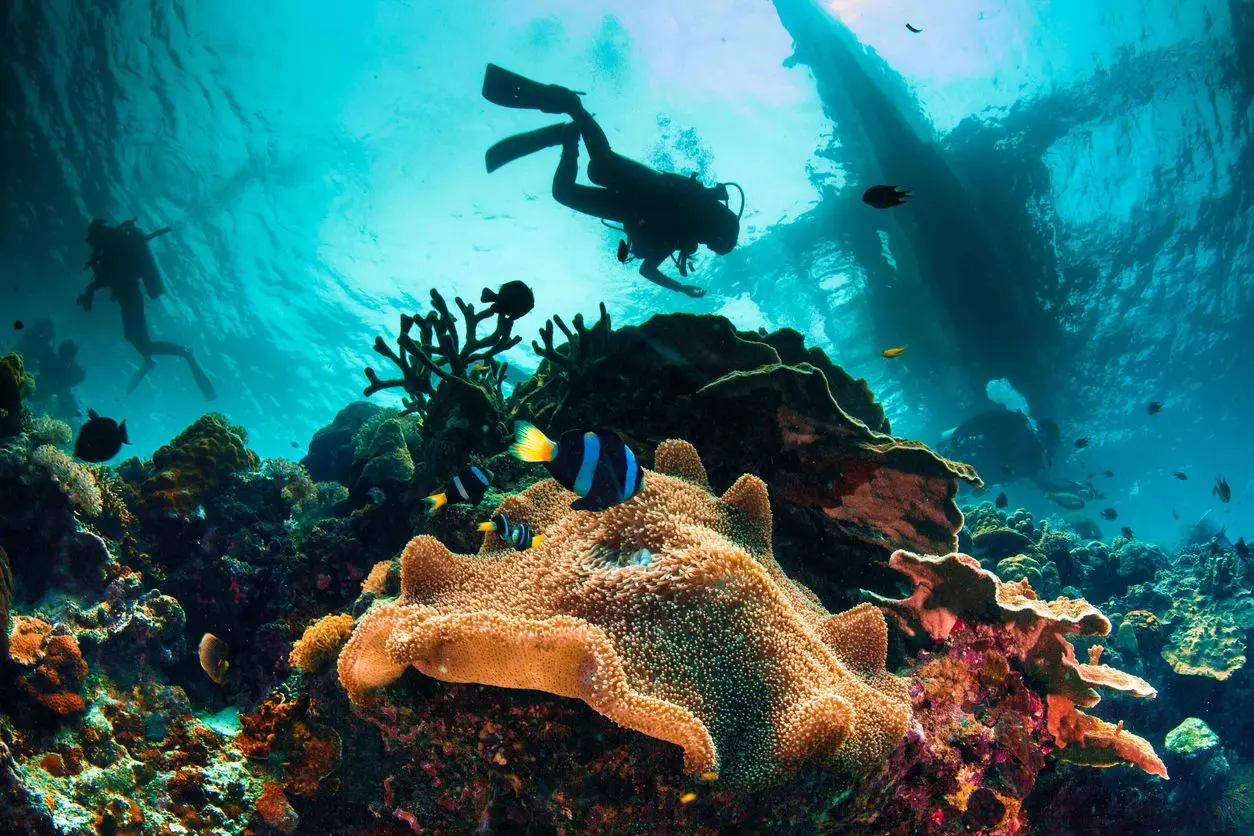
[339,439,911,786]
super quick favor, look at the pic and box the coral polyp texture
[138,412,260,514]
[339,439,912,786]
[871,550,1167,778]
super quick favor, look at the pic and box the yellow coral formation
[290,614,355,674]
[1161,614,1245,680]
[339,439,910,785]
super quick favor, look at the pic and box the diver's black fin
[482,64,582,113]
[185,353,218,401]
[485,122,575,173]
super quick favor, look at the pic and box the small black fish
[1102,470,1114,478]
[1172,471,1188,480]
[1100,507,1118,521]
[477,512,545,551]
[906,23,922,33]
[1235,537,1250,559]
[994,491,1008,509]
[512,422,644,511]
[617,239,630,263]
[290,441,299,449]
[1121,526,1134,540]
[1074,437,1089,449]
[481,280,534,320]
[862,185,910,209]
[1214,475,1232,503]
[73,409,129,462]
[1147,401,1163,415]
[424,465,494,511]
[1172,509,1179,520]
[12,320,23,331]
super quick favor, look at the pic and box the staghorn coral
[870,551,1166,777]
[31,443,102,518]
[290,613,355,674]
[139,413,260,514]
[339,439,911,786]
[364,288,521,417]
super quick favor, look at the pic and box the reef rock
[138,413,260,515]
[302,400,382,484]
[340,439,911,786]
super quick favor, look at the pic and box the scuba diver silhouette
[482,64,744,298]
[79,219,217,400]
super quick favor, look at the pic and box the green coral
[1165,717,1221,759]
[29,415,72,448]
[139,413,260,514]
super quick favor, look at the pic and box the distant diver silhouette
[482,64,744,298]
[79,219,217,400]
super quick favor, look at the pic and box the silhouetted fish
[862,185,910,209]
[1172,471,1188,480]
[995,492,1008,509]
[73,409,129,462]
[1172,509,1179,520]
[1214,476,1231,503]
[1235,537,1250,559]
[481,280,534,320]
[1074,437,1089,449]
[12,320,22,331]
[1100,508,1118,521]
[1121,526,1134,540]
[290,441,299,449]
[1102,470,1114,478]
[1147,401,1163,415]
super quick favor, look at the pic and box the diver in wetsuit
[482,64,743,298]
[79,219,217,400]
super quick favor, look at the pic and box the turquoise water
[2,0,1251,551]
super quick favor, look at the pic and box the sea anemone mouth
[586,543,654,570]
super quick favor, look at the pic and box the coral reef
[138,413,260,515]
[290,613,354,674]
[8,616,89,715]
[870,550,1166,777]
[340,439,912,786]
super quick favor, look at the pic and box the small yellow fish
[198,632,230,684]
[470,362,489,374]
[699,771,719,782]
[880,345,907,358]
[679,792,697,804]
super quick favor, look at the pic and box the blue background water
[2,0,1251,546]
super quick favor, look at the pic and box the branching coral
[870,551,1166,778]
[138,413,260,514]
[31,444,102,518]
[290,614,355,674]
[339,439,911,786]
[364,288,522,416]
[514,303,612,424]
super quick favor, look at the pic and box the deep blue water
[2,0,1251,547]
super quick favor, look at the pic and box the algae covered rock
[302,400,382,484]
[355,416,416,484]
[139,413,260,514]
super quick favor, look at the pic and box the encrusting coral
[870,551,1167,778]
[290,613,355,674]
[339,439,911,786]
[138,412,260,514]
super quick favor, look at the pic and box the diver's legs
[567,103,662,191]
[551,135,631,223]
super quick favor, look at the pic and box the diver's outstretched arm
[638,256,705,298]
[78,276,107,312]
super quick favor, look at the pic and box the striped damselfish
[477,512,544,551]
[423,465,494,511]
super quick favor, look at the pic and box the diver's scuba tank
[126,220,171,300]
